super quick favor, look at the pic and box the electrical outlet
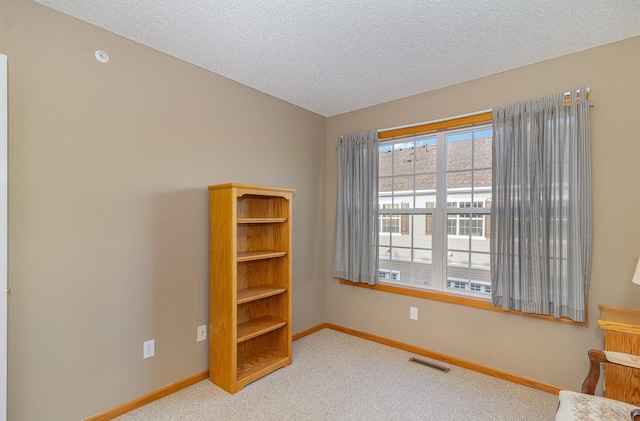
[410,307,418,320]
[143,339,155,359]
[197,325,207,342]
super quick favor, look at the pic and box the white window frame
[377,124,492,299]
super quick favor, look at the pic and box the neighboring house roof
[379,136,492,194]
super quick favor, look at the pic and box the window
[378,123,492,297]
[379,203,400,233]
[379,202,410,234]
[378,269,401,281]
[447,201,484,237]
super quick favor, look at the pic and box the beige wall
[325,36,640,391]
[1,0,326,419]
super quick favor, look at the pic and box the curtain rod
[339,88,593,147]
[563,87,593,107]
[377,87,593,140]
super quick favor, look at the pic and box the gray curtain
[333,131,379,284]
[491,89,591,322]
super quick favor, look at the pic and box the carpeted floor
[114,328,558,420]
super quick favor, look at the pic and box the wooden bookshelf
[208,183,294,394]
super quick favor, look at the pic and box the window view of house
[378,125,492,297]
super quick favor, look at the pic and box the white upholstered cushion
[604,351,640,370]
[557,390,638,421]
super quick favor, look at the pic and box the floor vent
[409,357,450,373]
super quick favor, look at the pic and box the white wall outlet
[197,325,207,342]
[143,339,155,359]
[410,307,418,320]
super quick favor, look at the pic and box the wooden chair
[557,349,640,420]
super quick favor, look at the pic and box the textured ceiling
[34,0,640,117]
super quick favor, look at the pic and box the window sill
[338,278,588,327]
